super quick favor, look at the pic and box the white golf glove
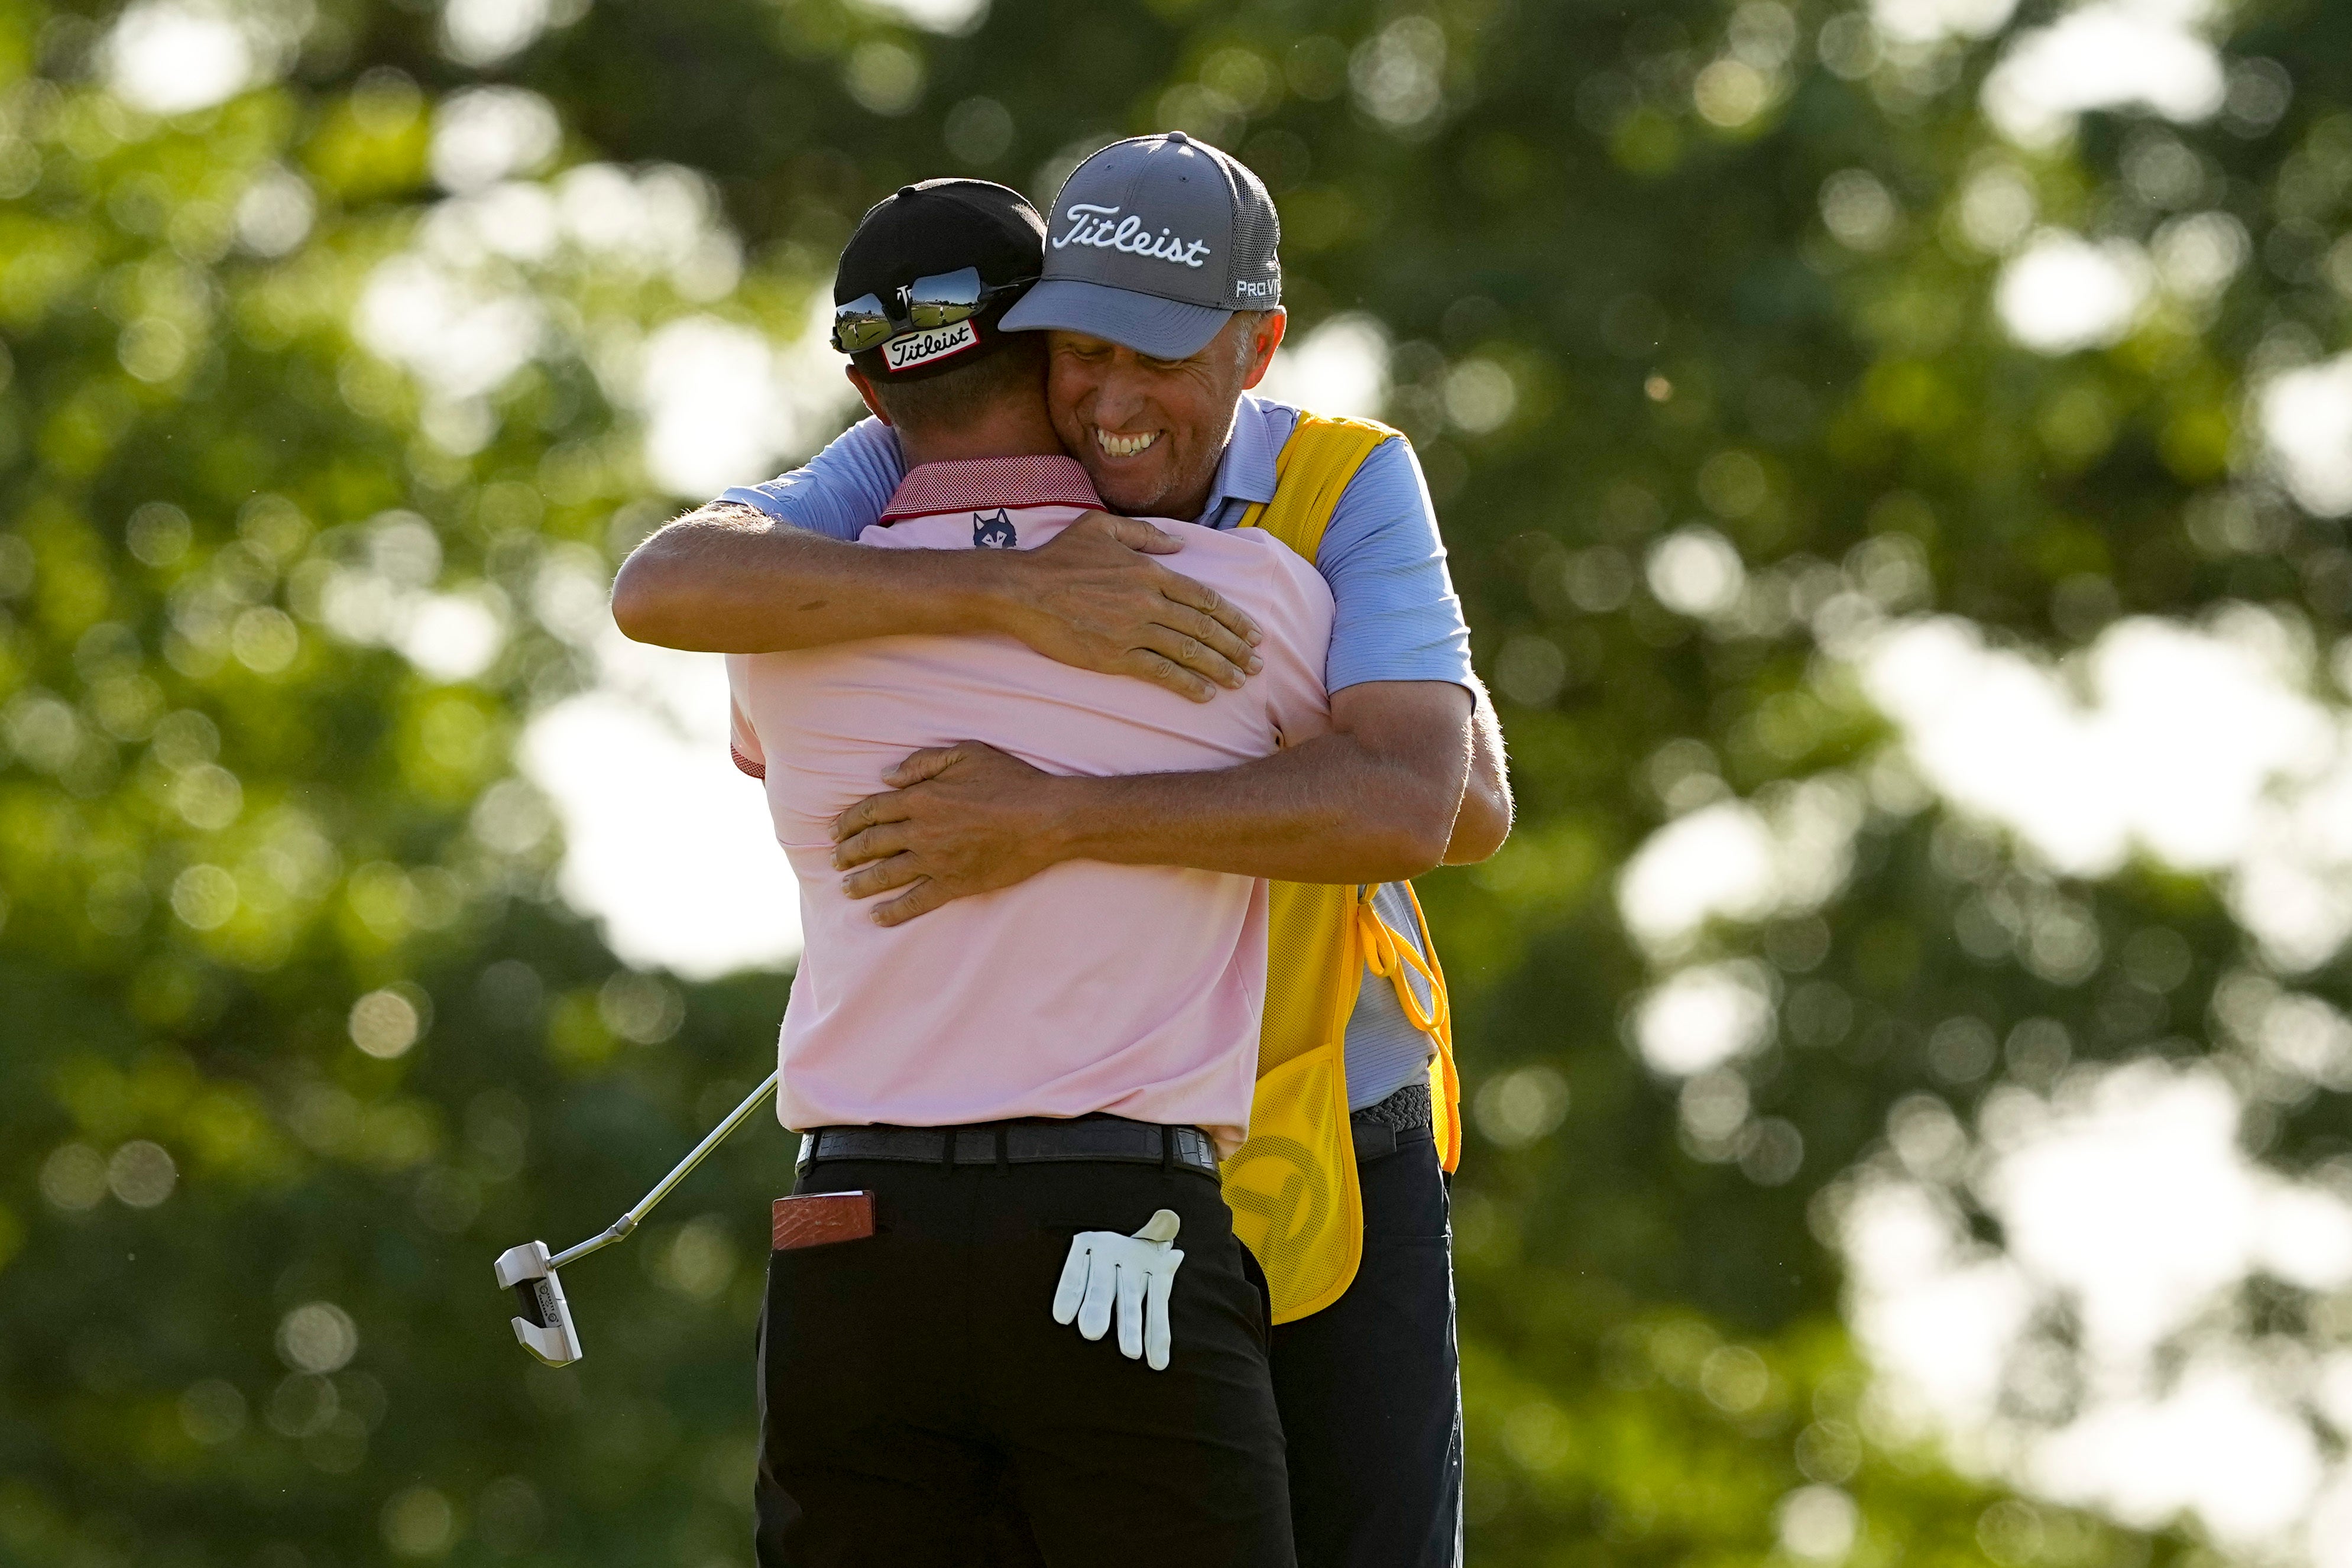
[1052,1209,1184,1371]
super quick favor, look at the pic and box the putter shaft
[548,1071,779,1270]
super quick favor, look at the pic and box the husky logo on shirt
[972,510,1017,549]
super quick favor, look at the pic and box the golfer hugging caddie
[615,135,1512,1568]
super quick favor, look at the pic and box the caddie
[615,134,1511,1567]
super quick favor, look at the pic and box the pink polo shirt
[726,454,1334,1151]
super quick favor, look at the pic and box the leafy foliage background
[2,0,2346,1563]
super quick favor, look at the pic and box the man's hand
[830,742,1066,926]
[1052,1209,1184,1371]
[998,511,1263,702]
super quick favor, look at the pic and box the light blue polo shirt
[720,393,1469,1113]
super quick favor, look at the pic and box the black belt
[799,1116,1220,1178]
[1350,1081,1436,1165]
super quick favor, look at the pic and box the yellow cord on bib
[1355,885,1461,1171]
[1355,893,1450,1044]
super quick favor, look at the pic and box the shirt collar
[879,454,1104,523]
[1195,396,1283,522]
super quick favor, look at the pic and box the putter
[493,1070,779,1366]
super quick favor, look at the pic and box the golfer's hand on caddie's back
[1052,1209,1184,1371]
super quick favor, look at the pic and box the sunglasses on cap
[830,266,1036,355]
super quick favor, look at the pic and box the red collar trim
[878,455,1104,523]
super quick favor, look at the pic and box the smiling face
[1044,310,1286,521]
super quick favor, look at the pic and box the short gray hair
[1230,309,1275,372]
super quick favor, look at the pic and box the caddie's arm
[1452,676,1513,864]
[828,676,1509,925]
[610,420,1262,702]
[1044,676,1486,879]
[825,420,1514,921]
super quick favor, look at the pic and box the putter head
[493,1240,583,1366]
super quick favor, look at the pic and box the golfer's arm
[612,501,1007,654]
[1048,682,1480,884]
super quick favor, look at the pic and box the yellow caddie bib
[1217,413,1464,1324]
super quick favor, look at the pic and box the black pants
[1269,1132,1463,1568]
[754,1156,1295,1568]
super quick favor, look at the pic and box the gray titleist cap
[1000,131,1281,359]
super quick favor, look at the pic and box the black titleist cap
[834,179,1045,381]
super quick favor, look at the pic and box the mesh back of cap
[1224,157,1281,301]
